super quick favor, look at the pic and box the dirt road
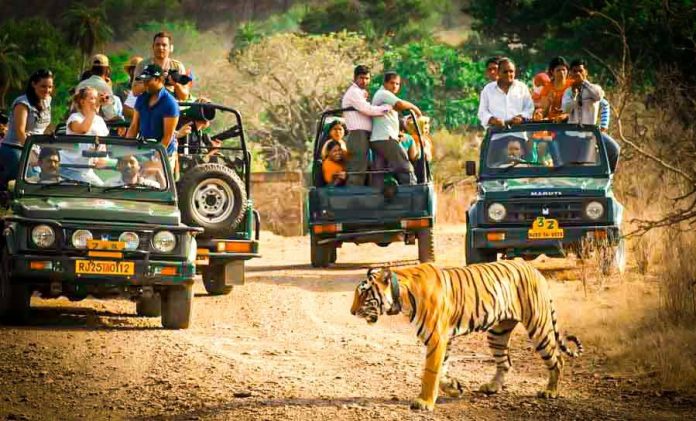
[0,226,693,420]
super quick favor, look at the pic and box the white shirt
[561,81,605,125]
[66,112,109,136]
[341,83,391,132]
[477,80,534,129]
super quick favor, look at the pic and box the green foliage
[122,20,202,60]
[62,3,114,72]
[103,0,185,38]
[0,17,81,121]
[0,34,28,108]
[468,0,696,87]
[232,5,308,54]
[300,0,435,44]
[376,40,486,129]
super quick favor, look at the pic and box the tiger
[350,261,583,411]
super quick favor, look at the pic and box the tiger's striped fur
[350,261,583,411]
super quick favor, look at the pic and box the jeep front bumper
[471,224,621,252]
[10,253,196,286]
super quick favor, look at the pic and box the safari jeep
[0,134,201,328]
[465,123,625,274]
[307,108,436,267]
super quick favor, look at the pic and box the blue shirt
[134,87,179,142]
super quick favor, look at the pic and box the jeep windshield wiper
[39,177,93,190]
[499,159,546,172]
[553,160,596,170]
[102,183,164,192]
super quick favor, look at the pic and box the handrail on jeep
[314,107,429,183]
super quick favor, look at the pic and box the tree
[0,34,27,108]
[231,32,380,169]
[467,0,696,89]
[378,40,485,129]
[62,3,113,72]
[300,0,435,44]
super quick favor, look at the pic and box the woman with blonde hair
[61,86,109,185]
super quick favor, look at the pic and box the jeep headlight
[32,224,56,248]
[487,203,507,222]
[72,229,93,249]
[119,232,140,250]
[585,201,604,220]
[152,231,176,253]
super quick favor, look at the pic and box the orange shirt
[540,79,572,118]
[322,159,346,185]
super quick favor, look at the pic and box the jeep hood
[15,197,180,225]
[480,177,611,198]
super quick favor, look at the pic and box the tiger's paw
[537,388,559,399]
[409,397,434,411]
[478,381,503,395]
[440,378,465,398]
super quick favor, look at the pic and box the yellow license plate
[75,260,135,275]
[87,240,126,251]
[528,217,565,239]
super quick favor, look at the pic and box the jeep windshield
[21,137,169,192]
[480,125,609,179]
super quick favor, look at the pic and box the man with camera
[131,32,191,101]
[126,64,180,171]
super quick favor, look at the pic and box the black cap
[136,64,164,81]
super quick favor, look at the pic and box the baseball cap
[91,54,110,67]
[136,64,164,81]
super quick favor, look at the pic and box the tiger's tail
[550,303,583,357]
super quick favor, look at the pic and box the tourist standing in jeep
[126,64,180,170]
[131,32,190,101]
[341,65,392,186]
[477,58,534,129]
[0,69,54,190]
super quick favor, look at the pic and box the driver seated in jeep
[27,147,62,184]
[107,154,161,188]
[494,138,529,168]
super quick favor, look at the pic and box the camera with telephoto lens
[166,69,191,86]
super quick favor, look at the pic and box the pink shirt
[341,83,391,131]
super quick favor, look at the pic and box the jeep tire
[465,231,497,265]
[202,263,235,296]
[179,163,247,239]
[161,284,193,329]
[310,237,333,268]
[0,249,30,324]
[136,295,161,317]
[417,228,435,263]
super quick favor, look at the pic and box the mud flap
[224,260,245,286]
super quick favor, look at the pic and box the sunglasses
[33,69,53,78]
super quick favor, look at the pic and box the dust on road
[0,227,693,420]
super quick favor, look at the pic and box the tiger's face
[351,268,390,324]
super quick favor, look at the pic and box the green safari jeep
[0,134,201,328]
[465,123,625,274]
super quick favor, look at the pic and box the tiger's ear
[376,267,391,286]
[366,268,377,279]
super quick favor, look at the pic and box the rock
[233,391,252,398]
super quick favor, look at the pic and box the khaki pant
[370,139,416,188]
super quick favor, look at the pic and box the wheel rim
[190,178,234,224]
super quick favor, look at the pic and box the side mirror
[465,161,476,176]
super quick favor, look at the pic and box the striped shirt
[599,98,610,130]
[341,83,391,132]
